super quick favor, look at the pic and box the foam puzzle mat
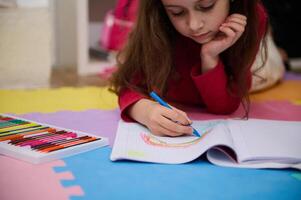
[0,72,301,200]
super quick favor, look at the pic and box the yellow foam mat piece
[294,100,301,105]
[250,81,301,102]
[1,80,300,114]
[0,87,118,114]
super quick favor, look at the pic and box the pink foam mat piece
[0,156,84,200]
[0,109,119,200]
[186,100,301,121]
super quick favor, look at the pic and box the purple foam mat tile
[284,72,301,80]
[18,109,121,146]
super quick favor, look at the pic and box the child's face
[162,0,230,44]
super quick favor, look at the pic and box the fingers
[169,106,192,125]
[159,115,193,136]
[219,14,247,45]
[226,14,247,25]
[224,14,247,33]
[226,18,247,27]
[150,119,193,137]
[223,20,245,33]
[219,25,236,41]
[147,105,193,137]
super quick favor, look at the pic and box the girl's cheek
[173,22,188,35]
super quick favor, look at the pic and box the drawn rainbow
[140,131,210,148]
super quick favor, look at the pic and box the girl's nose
[188,13,204,32]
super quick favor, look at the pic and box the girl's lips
[191,31,211,40]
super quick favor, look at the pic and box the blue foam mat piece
[61,147,301,200]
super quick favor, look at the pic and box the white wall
[52,0,77,68]
[17,0,48,7]
[0,1,52,89]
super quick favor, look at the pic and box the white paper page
[227,119,301,163]
[207,148,301,170]
[111,120,236,164]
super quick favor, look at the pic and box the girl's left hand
[201,14,247,61]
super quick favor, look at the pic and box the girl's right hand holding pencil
[128,99,193,137]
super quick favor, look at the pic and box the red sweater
[119,4,267,121]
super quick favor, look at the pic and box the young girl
[110,0,268,137]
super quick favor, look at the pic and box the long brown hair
[110,0,268,115]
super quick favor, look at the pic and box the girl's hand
[201,14,247,72]
[128,99,193,137]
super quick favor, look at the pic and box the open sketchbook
[111,119,301,170]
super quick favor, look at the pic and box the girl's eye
[172,11,184,16]
[196,3,215,11]
[170,10,185,17]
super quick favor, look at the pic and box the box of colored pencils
[0,114,108,164]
